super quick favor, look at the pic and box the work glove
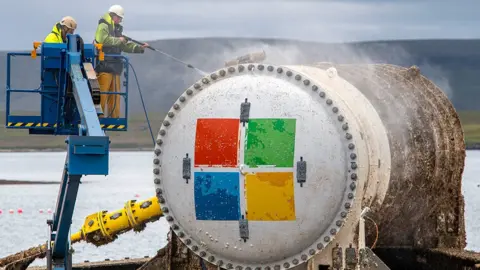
[138,42,149,53]
[134,45,145,53]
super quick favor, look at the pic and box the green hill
[1,37,480,150]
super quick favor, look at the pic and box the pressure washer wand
[122,35,208,76]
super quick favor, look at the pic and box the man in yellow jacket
[94,5,148,118]
[44,16,77,43]
[43,16,81,116]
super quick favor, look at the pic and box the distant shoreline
[1,145,479,152]
[0,179,95,185]
[0,147,154,153]
[0,179,59,185]
[466,144,480,150]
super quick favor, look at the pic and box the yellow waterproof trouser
[97,72,121,118]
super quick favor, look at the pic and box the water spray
[123,35,209,76]
[123,35,267,76]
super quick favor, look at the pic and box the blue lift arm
[5,34,130,270]
[48,35,110,270]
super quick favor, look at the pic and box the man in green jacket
[94,5,148,118]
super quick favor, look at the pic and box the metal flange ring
[153,64,360,269]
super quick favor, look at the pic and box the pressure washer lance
[123,35,209,76]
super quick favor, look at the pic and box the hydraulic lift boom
[4,34,130,270]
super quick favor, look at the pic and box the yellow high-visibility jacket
[44,23,64,43]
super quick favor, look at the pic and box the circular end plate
[153,64,359,269]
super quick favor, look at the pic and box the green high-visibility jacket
[94,13,144,74]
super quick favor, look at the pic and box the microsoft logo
[193,117,299,221]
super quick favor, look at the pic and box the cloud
[0,0,479,50]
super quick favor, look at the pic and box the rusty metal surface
[136,229,217,270]
[358,248,390,270]
[22,248,480,270]
[0,244,47,270]
[224,50,266,66]
[315,63,466,249]
[374,247,480,270]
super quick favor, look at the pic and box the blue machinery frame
[5,40,129,133]
[4,34,129,270]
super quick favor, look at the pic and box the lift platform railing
[4,44,130,135]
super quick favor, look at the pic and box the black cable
[128,62,155,147]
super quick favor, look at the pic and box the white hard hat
[109,5,124,18]
[60,16,77,30]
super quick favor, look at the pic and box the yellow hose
[1,196,163,268]
[71,231,82,243]
[72,196,163,246]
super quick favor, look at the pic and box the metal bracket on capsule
[183,153,191,184]
[240,98,251,127]
[345,243,357,269]
[239,215,249,242]
[297,156,307,187]
[332,243,344,269]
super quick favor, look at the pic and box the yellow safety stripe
[100,124,126,130]
[7,122,126,130]
[7,122,58,128]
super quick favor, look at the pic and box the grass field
[457,111,480,146]
[1,111,480,150]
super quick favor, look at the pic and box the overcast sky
[0,0,478,50]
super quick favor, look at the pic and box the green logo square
[244,118,296,168]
